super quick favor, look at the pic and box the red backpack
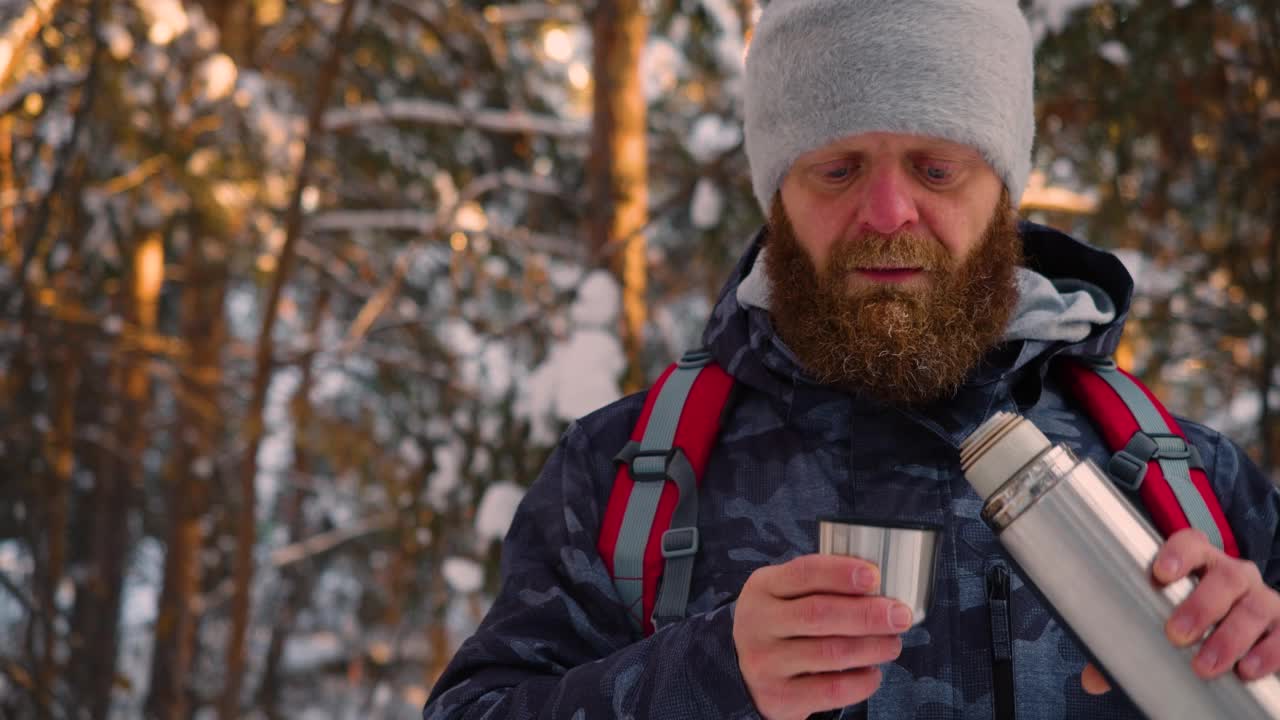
[597,349,1239,637]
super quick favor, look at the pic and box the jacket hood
[699,220,1135,423]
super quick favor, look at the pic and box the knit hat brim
[744,0,1035,214]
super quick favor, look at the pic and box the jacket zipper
[988,563,1015,720]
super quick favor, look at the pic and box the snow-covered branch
[309,169,576,257]
[309,210,583,260]
[323,99,587,137]
[309,208,439,235]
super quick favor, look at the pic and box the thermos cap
[960,412,1052,501]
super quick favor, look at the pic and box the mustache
[827,232,953,275]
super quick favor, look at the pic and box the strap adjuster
[661,527,699,559]
[1085,355,1118,371]
[677,349,713,369]
[1108,450,1149,491]
[1108,431,1202,491]
[1150,434,1193,462]
[629,447,681,483]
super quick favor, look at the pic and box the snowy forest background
[0,0,1277,717]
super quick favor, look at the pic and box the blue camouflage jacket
[424,222,1280,719]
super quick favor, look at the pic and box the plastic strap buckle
[629,447,680,484]
[1109,431,1158,491]
[661,527,699,559]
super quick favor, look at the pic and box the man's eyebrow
[913,142,982,160]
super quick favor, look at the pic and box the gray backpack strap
[1090,360,1222,551]
[651,443,700,632]
[609,350,711,633]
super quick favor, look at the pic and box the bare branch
[223,0,364,714]
[0,571,36,618]
[268,511,399,569]
[0,0,63,90]
[0,67,86,117]
[96,154,169,196]
[295,238,376,296]
[323,98,588,138]
[202,511,401,614]
[12,0,104,302]
[480,3,583,24]
[0,187,39,210]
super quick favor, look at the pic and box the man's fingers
[1193,588,1278,678]
[759,554,880,600]
[1153,528,1215,584]
[1080,663,1111,695]
[1166,557,1261,648]
[781,594,914,638]
[769,634,903,677]
[1238,629,1280,680]
[781,666,883,716]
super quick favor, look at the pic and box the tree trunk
[30,158,91,720]
[425,584,452,688]
[589,0,649,393]
[71,231,163,719]
[221,2,361,716]
[1261,207,1279,476]
[70,478,126,720]
[146,235,228,720]
[1,115,16,268]
[256,289,329,719]
[34,284,79,719]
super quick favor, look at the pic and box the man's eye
[822,165,854,181]
[920,164,954,183]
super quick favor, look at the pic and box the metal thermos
[960,411,1280,720]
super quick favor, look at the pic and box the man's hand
[1082,528,1280,695]
[732,554,914,720]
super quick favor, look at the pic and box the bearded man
[425,1,1280,718]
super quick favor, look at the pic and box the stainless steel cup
[818,518,939,625]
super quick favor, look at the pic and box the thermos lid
[960,412,1052,500]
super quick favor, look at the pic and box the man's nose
[857,165,920,236]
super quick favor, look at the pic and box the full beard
[763,192,1023,405]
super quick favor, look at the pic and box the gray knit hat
[743,0,1035,214]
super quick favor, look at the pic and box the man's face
[779,132,1006,281]
[763,132,1023,405]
